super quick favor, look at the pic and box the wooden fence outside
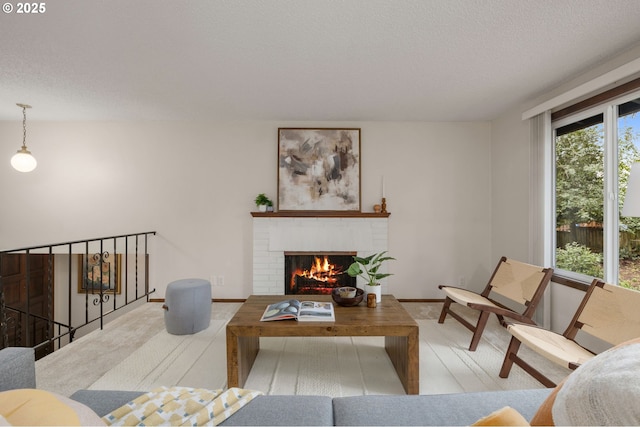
[557,225,639,256]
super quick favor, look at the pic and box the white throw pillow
[552,339,640,426]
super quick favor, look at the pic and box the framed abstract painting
[278,128,361,211]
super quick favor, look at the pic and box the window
[618,103,640,288]
[552,95,640,289]
[554,113,604,279]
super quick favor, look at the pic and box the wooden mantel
[251,211,390,218]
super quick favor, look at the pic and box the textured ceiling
[1,0,640,121]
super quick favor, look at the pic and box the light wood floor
[35,301,570,397]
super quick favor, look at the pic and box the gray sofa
[2,347,552,425]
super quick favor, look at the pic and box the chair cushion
[506,323,594,367]
[220,395,334,426]
[441,287,500,308]
[332,389,551,426]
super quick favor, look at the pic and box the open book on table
[260,299,335,322]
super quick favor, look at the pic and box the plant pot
[364,284,381,303]
[258,204,267,212]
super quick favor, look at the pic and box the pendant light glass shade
[11,103,37,173]
[11,147,37,172]
[623,162,640,217]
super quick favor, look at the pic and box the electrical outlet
[458,276,466,287]
[218,275,224,287]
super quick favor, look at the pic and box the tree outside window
[554,100,640,289]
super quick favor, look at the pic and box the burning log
[286,253,356,295]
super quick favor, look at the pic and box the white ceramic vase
[364,284,382,303]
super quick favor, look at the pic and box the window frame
[548,90,640,285]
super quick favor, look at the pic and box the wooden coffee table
[226,294,419,394]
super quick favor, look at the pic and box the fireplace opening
[285,252,357,295]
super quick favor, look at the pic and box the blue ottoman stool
[163,278,211,335]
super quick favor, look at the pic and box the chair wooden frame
[499,278,640,387]
[438,256,553,351]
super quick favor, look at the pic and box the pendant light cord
[22,105,27,149]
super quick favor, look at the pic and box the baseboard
[149,298,247,303]
[149,298,444,303]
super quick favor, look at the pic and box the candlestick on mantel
[381,197,387,213]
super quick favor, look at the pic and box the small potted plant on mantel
[347,251,395,303]
[255,193,274,212]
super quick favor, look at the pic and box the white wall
[0,120,493,300]
[490,109,531,262]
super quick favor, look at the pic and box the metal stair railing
[0,231,156,358]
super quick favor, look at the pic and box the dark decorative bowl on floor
[332,287,365,306]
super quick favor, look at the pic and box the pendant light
[11,103,37,173]
[623,162,640,217]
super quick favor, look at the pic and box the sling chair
[499,278,640,387]
[438,256,553,351]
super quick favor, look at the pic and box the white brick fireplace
[252,215,389,295]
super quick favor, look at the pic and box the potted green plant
[347,251,395,303]
[255,193,273,212]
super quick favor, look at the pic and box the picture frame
[278,128,361,211]
[77,253,122,294]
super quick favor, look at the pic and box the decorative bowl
[337,286,357,298]
[332,287,365,307]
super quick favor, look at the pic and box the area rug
[86,317,568,397]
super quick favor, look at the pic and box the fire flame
[290,256,344,289]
